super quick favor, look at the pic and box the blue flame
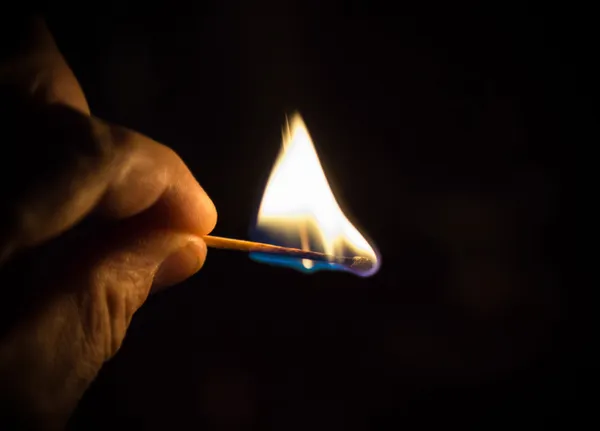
[249,252,347,274]
[247,229,379,276]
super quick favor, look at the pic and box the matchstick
[203,235,373,271]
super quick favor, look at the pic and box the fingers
[76,230,208,355]
[0,116,217,427]
[0,229,206,429]
[1,17,217,263]
[0,16,218,429]
[92,129,217,290]
[96,124,218,237]
[1,104,217,264]
[0,104,114,261]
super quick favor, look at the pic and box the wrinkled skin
[0,18,217,429]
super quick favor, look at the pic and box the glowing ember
[250,113,380,277]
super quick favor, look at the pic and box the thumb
[86,229,207,306]
[77,229,207,346]
[0,230,207,429]
[151,234,207,292]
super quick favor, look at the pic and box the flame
[251,113,380,277]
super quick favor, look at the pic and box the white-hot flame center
[256,113,379,274]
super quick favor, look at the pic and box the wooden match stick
[203,235,372,271]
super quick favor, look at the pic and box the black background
[38,4,577,429]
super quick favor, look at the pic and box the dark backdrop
[39,4,576,430]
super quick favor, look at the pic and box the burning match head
[349,256,375,273]
[333,255,377,276]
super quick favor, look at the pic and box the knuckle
[80,253,152,358]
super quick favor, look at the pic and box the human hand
[0,17,217,429]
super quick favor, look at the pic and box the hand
[0,17,217,429]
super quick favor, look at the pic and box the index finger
[2,105,216,258]
[96,122,217,237]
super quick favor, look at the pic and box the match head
[348,256,374,272]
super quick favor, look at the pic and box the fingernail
[152,238,206,292]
